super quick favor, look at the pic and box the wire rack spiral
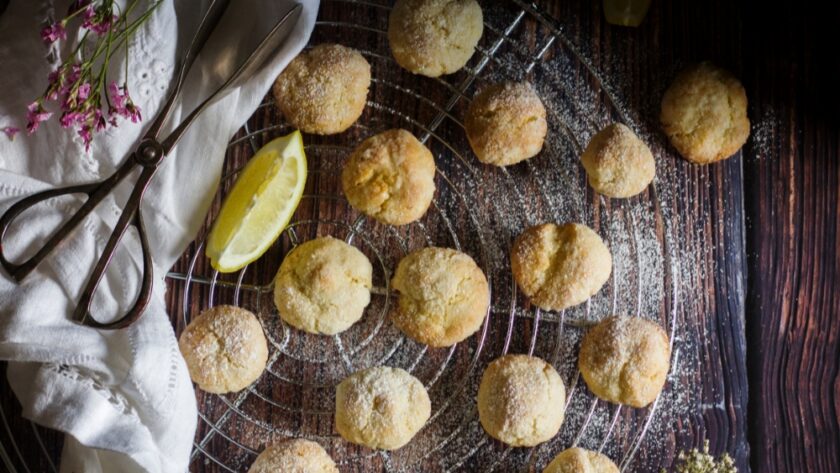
[0,2,685,472]
[168,1,680,472]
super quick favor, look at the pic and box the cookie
[388,0,483,77]
[179,305,268,394]
[578,316,670,407]
[273,43,370,134]
[335,366,431,450]
[248,439,338,473]
[543,447,620,473]
[477,354,566,447]
[581,123,655,198]
[660,62,750,164]
[465,81,548,166]
[391,247,490,347]
[274,237,373,335]
[511,223,612,311]
[341,129,436,226]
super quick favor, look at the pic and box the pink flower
[82,5,115,35]
[77,125,93,151]
[108,82,125,108]
[77,82,91,101]
[108,82,141,122]
[2,126,20,140]
[95,112,107,132]
[25,102,53,134]
[126,102,142,123]
[59,111,85,128]
[40,22,67,45]
[66,64,82,84]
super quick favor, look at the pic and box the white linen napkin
[0,1,318,471]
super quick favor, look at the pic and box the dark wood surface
[1,1,838,472]
[741,1,840,472]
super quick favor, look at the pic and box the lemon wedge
[206,130,307,273]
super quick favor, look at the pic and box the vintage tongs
[0,2,302,329]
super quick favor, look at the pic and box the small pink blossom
[59,111,85,128]
[82,5,115,35]
[78,125,93,151]
[25,102,53,134]
[77,82,91,101]
[94,111,107,132]
[40,22,67,45]
[126,103,142,123]
[108,81,126,109]
[2,126,20,140]
[66,64,82,84]
[108,82,141,123]
[25,0,158,148]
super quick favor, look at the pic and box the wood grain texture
[742,2,840,472]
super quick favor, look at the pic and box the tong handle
[0,159,135,281]
[0,154,156,330]
[143,0,231,141]
[73,166,156,329]
[159,4,302,153]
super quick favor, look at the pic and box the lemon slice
[206,130,307,272]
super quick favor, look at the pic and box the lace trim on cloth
[46,363,140,420]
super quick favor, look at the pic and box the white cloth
[0,1,317,471]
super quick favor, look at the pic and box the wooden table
[1,1,838,472]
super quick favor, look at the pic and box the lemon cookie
[335,366,431,450]
[660,62,750,164]
[581,123,655,198]
[341,129,436,225]
[388,0,483,77]
[543,447,620,473]
[273,43,371,135]
[477,354,566,447]
[274,237,373,335]
[465,81,548,166]
[179,305,268,394]
[391,247,490,347]
[511,223,612,312]
[579,316,670,408]
[248,439,338,473]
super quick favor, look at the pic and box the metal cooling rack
[0,1,682,472]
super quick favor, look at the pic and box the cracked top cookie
[388,0,483,77]
[248,439,338,473]
[273,236,373,335]
[341,129,436,226]
[543,447,620,473]
[578,316,670,408]
[581,123,656,198]
[178,305,268,394]
[511,223,612,312]
[660,62,750,164]
[335,366,431,450]
[273,43,371,135]
[477,354,566,447]
[391,247,490,347]
[465,81,548,166]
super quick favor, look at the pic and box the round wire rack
[0,1,682,472]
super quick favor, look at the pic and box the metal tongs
[0,1,302,330]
